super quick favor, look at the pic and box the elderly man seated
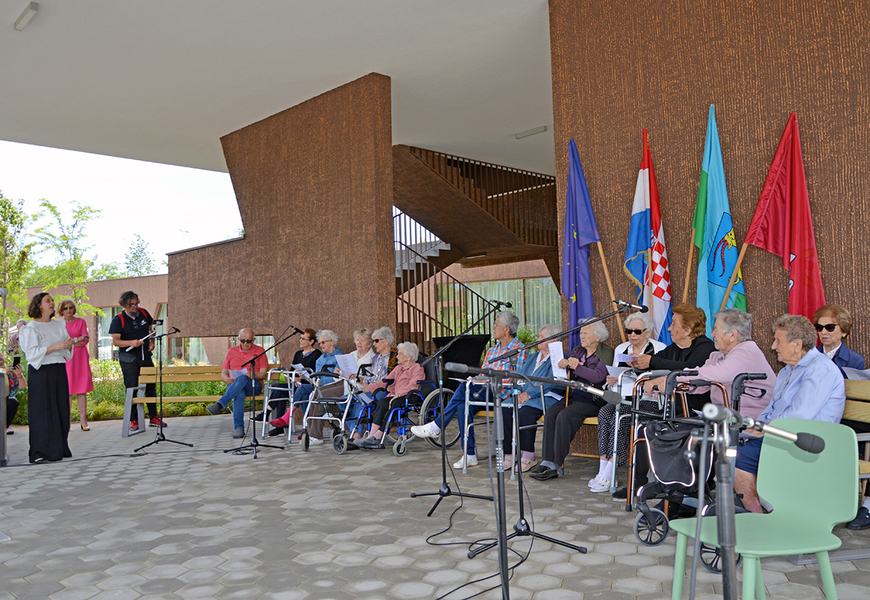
[411,311,528,469]
[207,328,268,439]
[734,314,846,513]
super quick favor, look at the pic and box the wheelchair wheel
[699,543,743,573]
[333,434,348,455]
[301,431,310,451]
[393,437,407,457]
[634,508,669,546]
[420,389,461,449]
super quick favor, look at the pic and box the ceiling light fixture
[514,125,547,140]
[14,1,38,31]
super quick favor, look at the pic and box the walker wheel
[393,438,407,457]
[700,543,743,573]
[634,508,669,546]
[333,434,348,455]
[301,432,310,451]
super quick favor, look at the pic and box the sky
[0,140,243,273]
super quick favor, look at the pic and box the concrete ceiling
[0,0,556,176]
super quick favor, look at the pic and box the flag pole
[682,228,695,304]
[717,242,749,312]
[596,241,626,343]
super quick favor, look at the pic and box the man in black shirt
[109,291,167,430]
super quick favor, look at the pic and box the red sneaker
[130,420,139,430]
[149,416,168,427]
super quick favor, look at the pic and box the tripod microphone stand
[135,328,192,452]
[225,326,301,458]
[410,302,503,516]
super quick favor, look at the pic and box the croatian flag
[623,130,673,344]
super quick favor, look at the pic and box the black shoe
[847,506,870,530]
[268,426,285,437]
[612,487,627,499]
[529,464,548,474]
[251,412,267,422]
[530,468,559,481]
[358,436,383,450]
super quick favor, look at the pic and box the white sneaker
[453,454,478,469]
[410,422,440,439]
[589,478,611,493]
[309,437,324,446]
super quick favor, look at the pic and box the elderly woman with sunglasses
[813,304,865,372]
[59,299,93,431]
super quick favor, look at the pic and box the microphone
[492,300,513,308]
[293,326,305,335]
[701,403,826,454]
[169,327,181,334]
[615,300,649,313]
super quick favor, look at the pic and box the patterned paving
[1,415,868,599]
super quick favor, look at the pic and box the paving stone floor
[1,415,869,599]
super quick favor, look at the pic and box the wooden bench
[122,364,280,437]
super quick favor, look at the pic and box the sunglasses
[239,339,254,344]
[372,338,383,343]
[814,323,838,332]
[625,328,646,335]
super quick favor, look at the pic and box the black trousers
[28,363,72,463]
[120,357,158,419]
[371,392,417,430]
[541,393,603,468]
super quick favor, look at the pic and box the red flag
[745,113,825,318]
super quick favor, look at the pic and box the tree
[30,199,102,315]
[0,192,35,352]
[125,234,156,276]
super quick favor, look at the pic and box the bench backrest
[844,379,870,424]
[138,364,282,384]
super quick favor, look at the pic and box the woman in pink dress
[59,299,94,431]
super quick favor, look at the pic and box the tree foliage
[125,234,156,277]
[0,192,35,352]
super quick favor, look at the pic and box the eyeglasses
[814,323,838,332]
[625,328,646,335]
[239,339,254,344]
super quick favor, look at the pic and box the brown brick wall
[168,73,395,363]
[550,0,870,365]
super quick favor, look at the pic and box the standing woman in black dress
[19,293,73,463]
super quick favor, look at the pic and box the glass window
[97,307,122,361]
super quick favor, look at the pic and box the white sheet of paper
[291,363,304,370]
[335,354,358,377]
[229,369,247,380]
[615,353,636,364]
[548,342,567,378]
[606,365,631,379]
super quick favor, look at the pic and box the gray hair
[372,326,395,346]
[714,308,753,342]
[582,320,610,344]
[538,324,561,340]
[316,329,339,344]
[496,311,520,336]
[16,318,27,327]
[397,341,419,362]
[352,328,372,345]
[624,311,655,333]
[773,314,817,351]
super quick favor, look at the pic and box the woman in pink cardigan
[353,342,424,449]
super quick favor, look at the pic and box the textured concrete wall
[550,0,870,364]
[168,73,395,361]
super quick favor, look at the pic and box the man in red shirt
[207,328,268,438]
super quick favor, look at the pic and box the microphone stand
[224,327,301,458]
[135,330,192,452]
[410,302,502,516]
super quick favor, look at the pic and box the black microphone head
[639,305,649,313]
[504,301,512,308]
[602,389,623,406]
[795,432,825,454]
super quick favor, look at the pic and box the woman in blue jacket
[813,305,865,371]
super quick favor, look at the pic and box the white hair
[582,320,610,343]
[496,311,520,336]
[316,329,339,344]
[372,326,395,346]
[624,311,655,332]
[397,341,419,362]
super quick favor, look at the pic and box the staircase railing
[406,146,557,247]
[394,211,495,348]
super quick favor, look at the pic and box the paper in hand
[548,342,567,379]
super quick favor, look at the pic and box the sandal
[503,455,513,470]
[519,457,537,473]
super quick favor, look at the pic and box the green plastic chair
[670,418,858,600]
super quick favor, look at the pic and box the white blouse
[19,319,72,370]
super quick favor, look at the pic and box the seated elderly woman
[354,342,424,449]
[813,304,865,372]
[499,324,567,473]
[269,329,343,445]
[597,307,776,495]
[734,314,846,513]
[530,321,609,481]
[341,328,375,377]
[586,311,665,491]
[346,326,399,442]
